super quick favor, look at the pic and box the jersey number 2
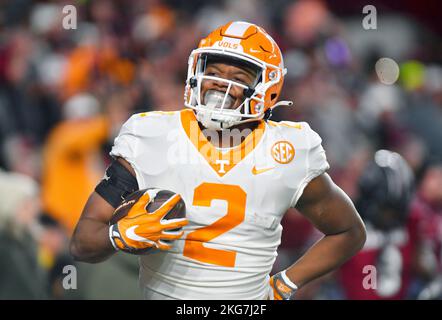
[183,183,246,267]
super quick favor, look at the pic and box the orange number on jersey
[183,183,246,267]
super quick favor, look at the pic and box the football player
[70,21,366,300]
[339,150,415,299]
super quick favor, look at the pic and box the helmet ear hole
[271,93,277,101]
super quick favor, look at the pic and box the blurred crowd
[0,0,441,299]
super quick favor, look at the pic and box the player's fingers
[268,279,279,300]
[129,234,156,247]
[154,194,182,217]
[272,288,283,300]
[161,230,184,240]
[129,192,152,213]
[157,240,172,251]
[161,228,184,236]
[161,217,188,228]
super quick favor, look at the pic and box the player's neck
[199,121,261,148]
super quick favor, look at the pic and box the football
[109,188,186,227]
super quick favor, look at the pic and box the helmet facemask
[185,51,281,130]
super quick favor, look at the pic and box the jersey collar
[180,109,265,177]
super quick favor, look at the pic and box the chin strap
[195,100,295,131]
[196,109,232,131]
[271,100,294,109]
[264,100,294,120]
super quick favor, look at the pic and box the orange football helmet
[184,21,292,130]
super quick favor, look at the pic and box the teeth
[204,90,234,109]
[198,89,242,130]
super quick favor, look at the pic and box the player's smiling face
[201,62,257,110]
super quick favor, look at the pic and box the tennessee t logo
[215,159,230,173]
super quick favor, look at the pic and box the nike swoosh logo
[125,225,147,242]
[252,166,275,175]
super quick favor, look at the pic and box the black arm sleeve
[95,160,139,208]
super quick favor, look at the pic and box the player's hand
[268,271,298,300]
[109,192,188,253]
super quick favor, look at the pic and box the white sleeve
[290,124,330,207]
[110,115,139,165]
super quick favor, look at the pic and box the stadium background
[0,0,441,299]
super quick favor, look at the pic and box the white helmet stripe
[224,21,253,37]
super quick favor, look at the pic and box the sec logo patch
[272,141,295,164]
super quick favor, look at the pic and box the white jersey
[110,109,329,300]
